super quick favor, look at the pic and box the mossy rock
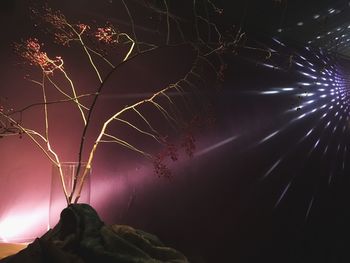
[0,204,188,263]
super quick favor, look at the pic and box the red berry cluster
[95,25,119,44]
[14,38,64,74]
[153,153,171,178]
[181,132,196,158]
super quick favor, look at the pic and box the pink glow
[0,133,225,242]
[91,134,229,209]
[0,204,48,242]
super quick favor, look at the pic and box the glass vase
[49,162,91,228]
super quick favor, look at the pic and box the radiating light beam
[262,158,282,179]
[305,196,314,222]
[258,130,280,144]
[196,135,239,157]
[274,181,292,208]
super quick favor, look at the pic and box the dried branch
[2,0,231,205]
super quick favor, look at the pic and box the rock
[0,204,188,263]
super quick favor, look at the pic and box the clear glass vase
[49,162,91,228]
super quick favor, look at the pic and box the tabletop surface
[0,243,27,259]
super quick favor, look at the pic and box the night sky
[1,0,350,262]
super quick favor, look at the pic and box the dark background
[1,0,350,262]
